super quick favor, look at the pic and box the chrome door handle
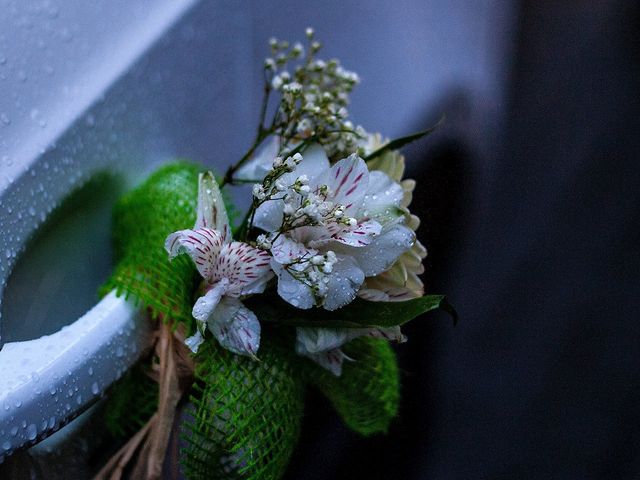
[0,291,151,458]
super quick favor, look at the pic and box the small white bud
[292,42,305,57]
[292,152,303,162]
[252,184,266,200]
[284,156,297,170]
[272,75,283,90]
[256,234,272,250]
[305,27,314,39]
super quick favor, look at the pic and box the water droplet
[26,424,37,440]
[2,441,11,451]
[28,206,36,216]
[10,426,18,436]
[88,367,93,376]
[91,382,99,395]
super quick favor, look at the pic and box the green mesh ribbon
[301,337,400,436]
[102,162,401,479]
[181,336,304,479]
[101,162,201,325]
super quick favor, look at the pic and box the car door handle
[0,291,152,458]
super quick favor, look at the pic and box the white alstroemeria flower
[295,326,406,376]
[164,172,273,357]
[254,145,414,374]
[255,147,415,311]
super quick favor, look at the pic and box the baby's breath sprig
[221,28,365,192]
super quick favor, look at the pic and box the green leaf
[364,114,445,162]
[247,293,457,329]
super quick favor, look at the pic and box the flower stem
[220,75,273,188]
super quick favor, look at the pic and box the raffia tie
[94,318,194,480]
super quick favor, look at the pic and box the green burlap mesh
[181,336,304,479]
[301,337,400,436]
[101,162,201,325]
[104,365,158,439]
[101,162,402,479]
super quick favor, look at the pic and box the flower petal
[196,172,230,241]
[296,327,350,353]
[192,280,228,322]
[296,325,405,355]
[334,224,415,277]
[367,326,407,343]
[209,298,261,358]
[271,235,317,265]
[361,205,406,228]
[315,154,369,215]
[358,286,420,302]
[323,255,365,310]
[165,228,225,281]
[328,219,382,247]
[364,171,404,209]
[298,348,349,376]
[184,330,205,353]
[215,241,273,296]
[271,260,315,309]
[235,135,279,181]
[356,171,406,227]
[254,198,284,233]
[295,143,330,180]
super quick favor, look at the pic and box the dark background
[284,1,640,478]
